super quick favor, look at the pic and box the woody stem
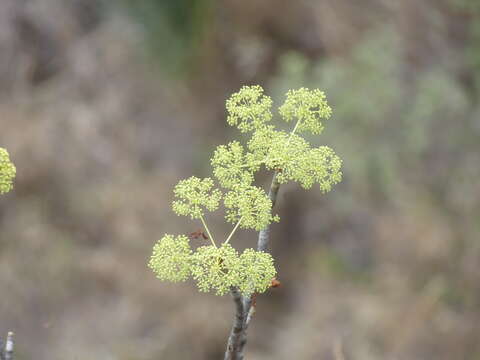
[224,171,281,360]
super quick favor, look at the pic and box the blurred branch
[333,337,346,360]
[1,332,14,360]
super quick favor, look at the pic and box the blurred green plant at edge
[0,148,16,195]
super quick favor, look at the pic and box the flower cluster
[149,234,192,282]
[0,148,16,195]
[226,85,273,133]
[211,141,257,189]
[224,186,279,231]
[279,88,332,134]
[149,85,342,296]
[246,126,342,191]
[191,243,241,295]
[172,177,222,219]
[149,236,276,296]
[294,147,343,192]
[234,248,276,295]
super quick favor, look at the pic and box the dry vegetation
[0,0,479,359]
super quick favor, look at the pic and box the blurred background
[1,0,479,359]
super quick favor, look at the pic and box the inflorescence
[0,148,16,195]
[149,86,342,296]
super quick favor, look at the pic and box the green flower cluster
[221,86,342,192]
[211,141,257,189]
[246,126,342,191]
[226,85,273,133]
[172,177,222,219]
[0,148,16,195]
[149,85,342,296]
[224,186,279,231]
[149,234,192,282]
[149,236,276,296]
[279,88,332,134]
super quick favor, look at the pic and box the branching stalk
[285,118,301,146]
[200,215,217,247]
[224,117,298,359]
[224,217,243,245]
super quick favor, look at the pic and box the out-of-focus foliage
[0,148,15,194]
[1,0,480,359]
[272,27,478,209]
[120,0,212,75]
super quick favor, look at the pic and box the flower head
[236,249,276,295]
[190,243,240,295]
[149,234,193,282]
[294,146,343,192]
[279,88,332,134]
[224,185,279,231]
[211,141,257,189]
[190,244,277,296]
[226,85,273,133]
[172,177,222,219]
[248,127,311,172]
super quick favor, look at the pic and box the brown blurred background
[1,0,480,359]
